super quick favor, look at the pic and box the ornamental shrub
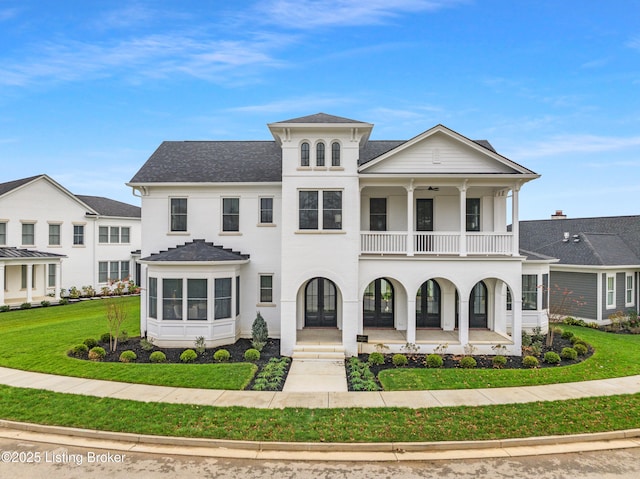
[425,354,444,368]
[20,302,32,309]
[68,343,88,358]
[368,352,385,366]
[492,355,507,369]
[573,339,589,348]
[392,353,408,367]
[213,349,231,362]
[100,332,112,343]
[574,343,588,356]
[251,312,269,351]
[140,338,155,352]
[244,348,261,362]
[543,351,561,364]
[459,356,477,369]
[569,335,583,344]
[149,351,167,363]
[119,350,137,363]
[561,330,574,340]
[180,349,198,363]
[561,347,578,360]
[83,338,98,349]
[88,346,106,360]
[523,355,539,368]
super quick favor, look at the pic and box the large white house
[0,174,141,306]
[129,113,550,357]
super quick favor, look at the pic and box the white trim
[606,273,616,309]
[626,273,635,307]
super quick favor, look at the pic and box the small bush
[119,350,137,363]
[425,354,444,368]
[83,338,98,349]
[194,336,206,355]
[543,351,561,364]
[244,348,261,362]
[573,339,589,348]
[20,302,32,309]
[213,349,231,362]
[68,343,88,358]
[569,335,582,344]
[118,330,129,344]
[58,298,69,305]
[149,351,167,363]
[180,349,198,363]
[492,355,507,369]
[392,353,408,367]
[88,346,106,360]
[561,347,578,360]
[561,330,574,340]
[459,356,477,369]
[252,312,269,351]
[523,355,539,368]
[574,343,588,356]
[368,352,385,366]
[100,332,112,343]
[0,305,10,312]
[40,300,51,307]
[140,338,155,352]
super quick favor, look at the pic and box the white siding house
[130,113,550,356]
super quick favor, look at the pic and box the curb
[2,419,640,461]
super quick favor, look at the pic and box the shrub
[574,343,588,356]
[88,346,106,360]
[118,330,129,344]
[523,355,539,368]
[180,349,198,363]
[459,356,477,369]
[40,300,51,307]
[20,302,32,309]
[492,355,507,369]
[252,312,269,351]
[392,353,408,367]
[83,338,98,349]
[425,354,443,368]
[543,351,561,364]
[368,352,385,366]
[573,339,589,348]
[0,305,10,312]
[244,348,261,362]
[58,298,69,305]
[100,332,112,343]
[561,330,574,340]
[68,343,88,357]
[119,350,137,363]
[561,347,578,360]
[149,351,167,363]
[569,335,582,344]
[213,349,230,362]
[140,338,155,352]
[194,336,206,355]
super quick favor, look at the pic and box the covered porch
[0,248,65,306]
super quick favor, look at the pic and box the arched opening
[304,277,337,327]
[363,278,394,328]
[469,281,488,328]
[416,279,441,328]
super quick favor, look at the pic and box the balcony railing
[361,231,514,256]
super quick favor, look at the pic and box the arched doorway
[416,279,441,328]
[363,278,394,328]
[469,281,488,328]
[304,277,337,328]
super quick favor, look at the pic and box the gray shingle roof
[519,215,640,266]
[0,175,42,197]
[0,247,66,259]
[274,112,364,124]
[76,195,140,218]
[141,239,249,262]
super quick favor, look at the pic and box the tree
[105,297,128,352]
[251,311,269,351]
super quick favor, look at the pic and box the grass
[379,326,640,390]
[0,297,256,390]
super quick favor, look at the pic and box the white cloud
[228,95,354,114]
[627,35,640,50]
[509,134,640,159]
[0,7,20,22]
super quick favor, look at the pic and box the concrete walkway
[283,359,348,392]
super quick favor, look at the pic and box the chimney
[551,210,567,220]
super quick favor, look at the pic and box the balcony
[360,231,514,256]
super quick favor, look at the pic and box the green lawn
[0,298,255,390]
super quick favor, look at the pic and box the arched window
[363,278,394,328]
[331,142,340,166]
[301,142,310,167]
[316,142,325,166]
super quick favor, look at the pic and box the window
[48,224,61,246]
[22,223,35,245]
[148,277,158,319]
[121,227,130,243]
[236,276,240,315]
[626,273,635,307]
[170,198,188,232]
[416,199,434,232]
[110,227,120,243]
[506,288,512,311]
[215,278,232,319]
[163,279,183,320]
[301,142,310,167]
[260,274,273,303]
[466,198,480,232]
[331,142,340,166]
[100,226,131,243]
[0,222,6,245]
[98,261,130,282]
[316,142,325,166]
[522,275,538,310]
[120,261,130,281]
[606,274,616,309]
[322,191,342,229]
[73,225,85,245]
[187,279,207,320]
[370,198,387,231]
[222,198,240,232]
[259,197,273,224]
[48,264,56,287]
[299,191,318,229]
[542,273,549,310]
[110,262,120,281]
[98,262,108,283]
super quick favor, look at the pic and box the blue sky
[1,0,639,220]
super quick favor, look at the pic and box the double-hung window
[22,223,35,245]
[323,191,342,229]
[299,191,319,229]
[466,198,480,232]
[606,274,616,309]
[626,273,635,307]
[73,225,85,245]
[260,274,273,303]
[0,222,6,245]
[163,279,183,320]
[222,198,240,232]
[299,190,342,230]
[370,198,386,231]
[522,275,538,310]
[48,264,56,287]
[259,197,273,224]
[99,226,131,243]
[170,198,188,232]
[148,277,158,319]
[215,278,232,319]
[48,224,61,246]
[187,279,207,320]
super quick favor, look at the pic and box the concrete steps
[291,344,346,360]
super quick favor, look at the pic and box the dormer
[268,113,373,176]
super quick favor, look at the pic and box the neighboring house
[129,113,549,357]
[519,214,640,323]
[0,174,141,306]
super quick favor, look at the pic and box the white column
[512,299,523,356]
[458,183,467,256]
[54,261,61,300]
[511,184,520,256]
[406,184,414,256]
[0,263,5,306]
[406,298,416,344]
[458,298,469,346]
[26,263,33,302]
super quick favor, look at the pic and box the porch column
[26,263,33,303]
[406,297,416,344]
[458,298,469,346]
[0,263,5,305]
[512,299,523,356]
[54,261,61,300]
[406,182,414,256]
[458,182,467,256]
[511,184,520,256]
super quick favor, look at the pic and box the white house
[129,113,550,357]
[0,174,141,306]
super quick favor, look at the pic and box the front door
[416,279,441,328]
[305,278,337,327]
[469,281,488,328]
[363,278,394,328]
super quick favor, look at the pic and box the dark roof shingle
[274,112,364,124]
[76,195,140,218]
[141,239,249,262]
[0,247,66,259]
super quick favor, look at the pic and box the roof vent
[563,232,570,242]
[573,234,580,243]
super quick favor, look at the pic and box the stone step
[292,344,346,360]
